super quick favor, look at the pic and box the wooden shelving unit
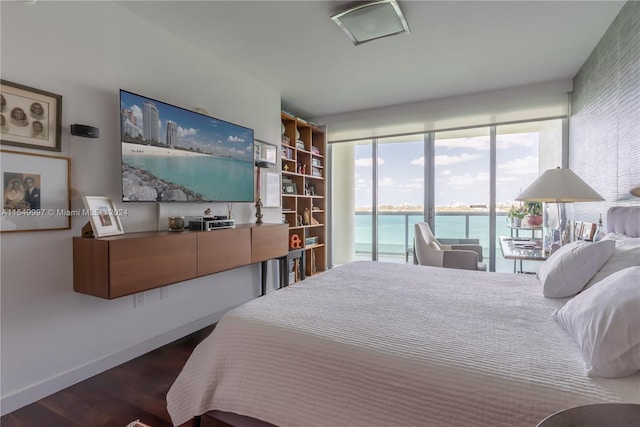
[281,111,326,280]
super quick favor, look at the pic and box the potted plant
[525,201,543,226]
[508,204,526,227]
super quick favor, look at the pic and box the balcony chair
[414,222,487,271]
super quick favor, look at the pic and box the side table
[537,403,640,426]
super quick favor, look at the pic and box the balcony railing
[354,211,514,271]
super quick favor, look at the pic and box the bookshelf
[281,111,326,280]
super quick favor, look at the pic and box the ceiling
[117,1,625,119]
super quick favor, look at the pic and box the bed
[167,207,640,427]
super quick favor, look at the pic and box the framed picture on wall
[82,196,125,237]
[255,139,277,165]
[0,80,62,152]
[1,149,71,232]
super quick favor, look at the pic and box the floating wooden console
[73,223,288,299]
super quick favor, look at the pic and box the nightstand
[537,403,640,426]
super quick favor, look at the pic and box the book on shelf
[312,167,322,177]
[281,146,293,159]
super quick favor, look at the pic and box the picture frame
[1,80,62,152]
[283,182,298,195]
[254,139,277,165]
[82,196,125,237]
[1,149,71,232]
[262,171,281,207]
[581,222,597,241]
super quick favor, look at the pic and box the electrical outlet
[134,292,144,308]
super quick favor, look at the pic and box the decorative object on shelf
[1,149,71,232]
[516,167,604,255]
[82,195,125,237]
[283,164,289,171]
[168,216,185,231]
[1,80,62,152]
[290,234,301,249]
[296,214,304,226]
[303,208,310,225]
[283,182,297,194]
[311,216,320,225]
[226,204,232,219]
[254,160,270,224]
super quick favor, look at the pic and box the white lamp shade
[516,167,604,202]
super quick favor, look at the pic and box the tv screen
[119,90,254,202]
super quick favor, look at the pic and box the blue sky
[120,91,254,162]
[355,132,540,208]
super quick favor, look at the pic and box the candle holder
[255,161,270,224]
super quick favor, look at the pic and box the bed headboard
[607,206,640,237]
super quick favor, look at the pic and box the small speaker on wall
[70,124,99,138]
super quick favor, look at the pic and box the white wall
[0,1,282,414]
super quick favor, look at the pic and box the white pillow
[584,243,640,290]
[538,239,616,298]
[602,232,640,247]
[552,266,640,378]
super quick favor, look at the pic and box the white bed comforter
[167,261,640,426]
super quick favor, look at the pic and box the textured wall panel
[570,1,640,224]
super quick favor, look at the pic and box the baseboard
[0,308,232,416]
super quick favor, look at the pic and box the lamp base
[542,202,573,254]
[255,198,263,224]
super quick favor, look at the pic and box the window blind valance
[316,80,571,143]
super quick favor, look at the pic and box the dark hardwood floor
[1,325,215,427]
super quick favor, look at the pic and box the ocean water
[123,155,254,201]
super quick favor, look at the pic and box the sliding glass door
[433,128,491,263]
[330,119,564,270]
[377,135,425,262]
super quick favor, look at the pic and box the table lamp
[516,167,603,254]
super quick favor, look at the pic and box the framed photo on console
[1,80,62,152]
[82,196,125,237]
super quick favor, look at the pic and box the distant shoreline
[122,142,210,157]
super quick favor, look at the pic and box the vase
[528,215,542,227]
[514,217,522,228]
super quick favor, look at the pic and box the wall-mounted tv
[120,90,254,202]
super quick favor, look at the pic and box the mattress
[167,261,640,426]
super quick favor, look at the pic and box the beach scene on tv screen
[120,90,254,202]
